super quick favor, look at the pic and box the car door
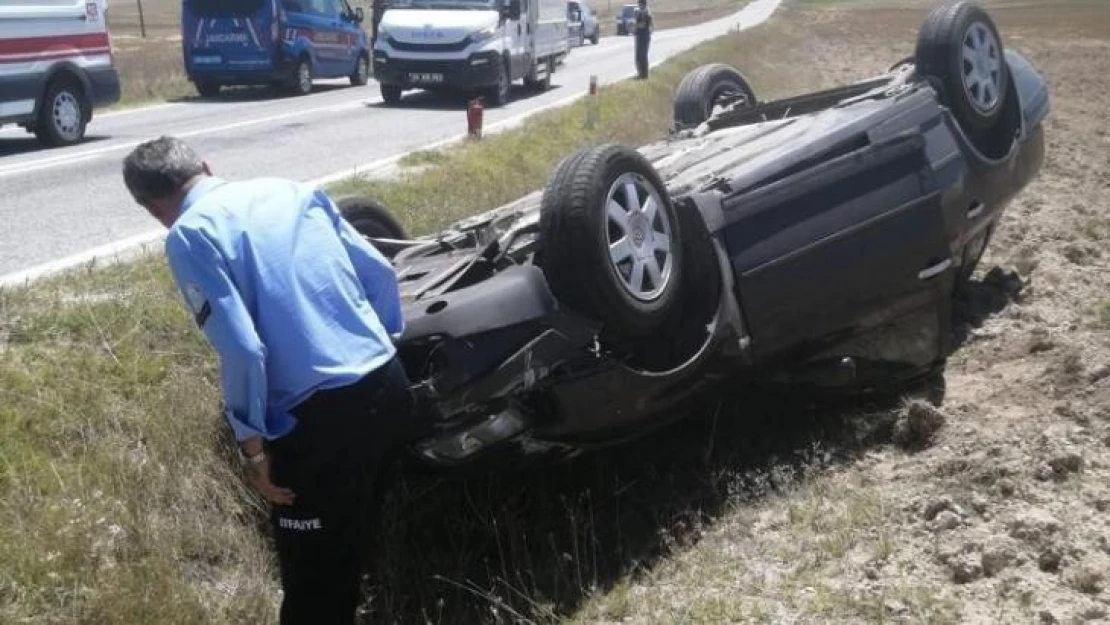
[722,132,954,366]
[506,0,529,79]
[332,0,362,73]
[567,1,582,44]
[303,0,342,74]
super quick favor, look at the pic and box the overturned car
[338,1,1049,468]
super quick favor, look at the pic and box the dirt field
[564,1,1110,622]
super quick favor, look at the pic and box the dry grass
[111,38,196,107]
[610,3,747,33]
[0,261,280,624]
[106,0,181,38]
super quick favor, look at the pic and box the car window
[291,0,330,15]
[191,0,266,16]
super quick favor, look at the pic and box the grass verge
[111,39,196,108]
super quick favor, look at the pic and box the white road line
[0,98,377,178]
[0,230,167,289]
[0,102,187,136]
[0,0,782,289]
[86,101,186,120]
[0,79,364,135]
[0,82,364,135]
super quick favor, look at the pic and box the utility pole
[136,0,147,38]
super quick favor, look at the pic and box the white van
[373,0,568,107]
[0,0,121,147]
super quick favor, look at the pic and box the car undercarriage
[335,1,1050,470]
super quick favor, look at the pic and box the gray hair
[122,136,206,205]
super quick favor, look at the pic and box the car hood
[381,9,499,45]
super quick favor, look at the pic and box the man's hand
[240,437,295,505]
[246,455,296,505]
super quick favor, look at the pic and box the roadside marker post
[585,75,599,130]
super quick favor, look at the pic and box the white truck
[0,0,121,147]
[372,0,568,106]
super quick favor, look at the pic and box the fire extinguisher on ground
[467,97,484,139]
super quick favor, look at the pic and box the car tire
[524,58,553,92]
[34,77,89,147]
[537,144,685,338]
[381,83,403,105]
[292,57,313,96]
[672,63,757,130]
[195,81,222,98]
[338,196,409,258]
[590,31,599,45]
[914,1,1010,133]
[487,58,511,107]
[350,53,370,86]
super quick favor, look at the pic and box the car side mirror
[355,7,364,23]
[502,0,521,21]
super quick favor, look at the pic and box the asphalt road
[0,0,779,284]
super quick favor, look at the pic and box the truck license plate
[408,72,444,84]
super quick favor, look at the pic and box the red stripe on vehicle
[0,48,111,63]
[0,33,110,56]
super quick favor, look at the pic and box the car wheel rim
[499,66,509,101]
[53,91,81,140]
[961,21,1002,115]
[605,172,673,302]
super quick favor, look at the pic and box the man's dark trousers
[267,357,424,624]
[635,31,650,78]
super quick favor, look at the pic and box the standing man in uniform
[122,136,427,624]
[371,0,387,48]
[633,0,653,79]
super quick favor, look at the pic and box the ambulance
[0,0,121,147]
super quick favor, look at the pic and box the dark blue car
[181,0,371,97]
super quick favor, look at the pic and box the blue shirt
[164,176,404,442]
